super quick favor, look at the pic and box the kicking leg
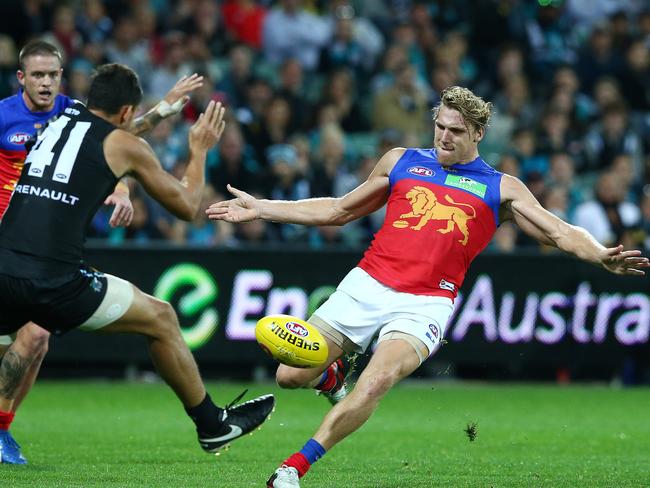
[268,337,425,487]
[313,338,421,448]
[92,276,273,452]
[100,287,205,406]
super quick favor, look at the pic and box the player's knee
[18,326,50,357]
[356,371,397,402]
[149,299,180,336]
[275,365,305,389]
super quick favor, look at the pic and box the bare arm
[105,101,226,221]
[500,174,649,276]
[104,179,134,227]
[128,74,203,136]
[206,148,405,226]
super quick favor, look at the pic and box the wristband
[156,99,186,118]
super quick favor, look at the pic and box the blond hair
[432,86,493,134]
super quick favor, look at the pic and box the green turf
[3,381,649,487]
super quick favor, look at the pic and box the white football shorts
[312,267,454,360]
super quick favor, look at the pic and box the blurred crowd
[0,0,649,251]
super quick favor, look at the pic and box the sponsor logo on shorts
[425,332,434,343]
[439,279,455,292]
[285,321,309,337]
[91,277,103,293]
[429,324,439,340]
[8,132,31,145]
[407,166,435,177]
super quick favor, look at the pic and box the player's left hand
[158,73,204,118]
[601,245,650,276]
[105,189,134,228]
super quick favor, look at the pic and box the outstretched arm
[128,74,203,136]
[500,174,649,276]
[205,148,404,226]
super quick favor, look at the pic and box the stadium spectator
[390,21,428,82]
[75,0,113,45]
[216,44,254,109]
[510,128,547,179]
[543,185,571,222]
[276,58,310,132]
[221,0,268,50]
[0,35,17,99]
[208,124,262,195]
[149,32,189,101]
[319,12,363,74]
[549,65,593,127]
[249,96,294,167]
[44,4,83,62]
[619,38,650,112]
[105,15,152,89]
[206,86,649,488]
[371,62,429,137]
[547,152,584,215]
[315,69,368,132]
[496,153,520,177]
[490,221,518,253]
[573,171,642,246]
[146,116,188,172]
[609,10,635,52]
[172,0,231,58]
[370,43,409,94]
[576,24,623,93]
[323,0,385,73]
[583,102,644,175]
[265,143,310,242]
[521,3,577,80]
[262,0,331,71]
[309,123,351,198]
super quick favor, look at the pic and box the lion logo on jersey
[393,186,476,245]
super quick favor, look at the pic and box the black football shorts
[0,265,108,336]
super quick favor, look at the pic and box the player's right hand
[205,184,261,223]
[189,100,226,153]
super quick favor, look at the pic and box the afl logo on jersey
[8,133,31,145]
[407,166,434,177]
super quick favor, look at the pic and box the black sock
[185,393,225,435]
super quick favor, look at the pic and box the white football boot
[266,466,300,488]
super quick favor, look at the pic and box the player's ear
[119,105,135,125]
[16,70,25,86]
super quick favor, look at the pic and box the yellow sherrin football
[255,314,328,368]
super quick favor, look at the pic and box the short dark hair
[87,64,143,115]
[18,40,62,71]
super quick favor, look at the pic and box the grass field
[2,381,649,487]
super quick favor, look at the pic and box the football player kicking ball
[0,41,204,464]
[0,63,274,459]
[206,86,649,487]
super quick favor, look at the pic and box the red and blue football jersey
[0,90,74,217]
[358,148,503,299]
